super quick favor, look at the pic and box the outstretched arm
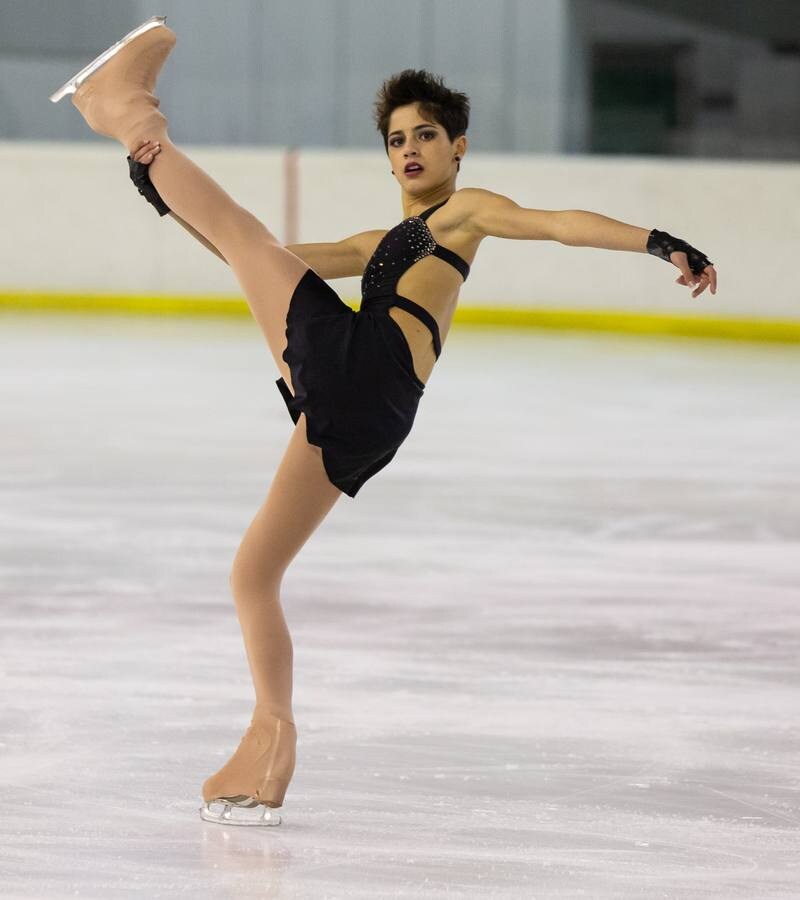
[558,209,651,252]
[562,211,717,297]
[462,187,717,298]
[166,214,375,280]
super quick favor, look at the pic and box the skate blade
[49,15,168,103]
[199,797,282,827]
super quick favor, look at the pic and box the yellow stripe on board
[451,306,800,344]
[2,290,800,344]
[0,291,254,317]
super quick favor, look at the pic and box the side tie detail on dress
[360,196,470,359]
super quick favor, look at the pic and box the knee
[229,559,283,601]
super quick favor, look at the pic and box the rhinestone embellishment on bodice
[361,216,438,299]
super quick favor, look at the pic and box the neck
[401,181,456,219]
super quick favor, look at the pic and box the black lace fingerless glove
[647,228,713,275]
[127,155,171,216]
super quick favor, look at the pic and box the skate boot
[200,713,297,827]
[50,15,176,154]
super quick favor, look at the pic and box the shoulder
[446,187,515,238]
[451,188,560,242]
[415,187,491,240]
[451,187,504,210]
[452,187,495,206]
[445,187,489,222]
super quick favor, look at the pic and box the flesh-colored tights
[124,123,343,725]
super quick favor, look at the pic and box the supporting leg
[230,413,343,721]
[200,414,343,817]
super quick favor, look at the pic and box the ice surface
[1,313,798,899]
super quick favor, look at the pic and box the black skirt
[275,268,425,497]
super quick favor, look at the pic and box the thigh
[222,224,309,391]
[230,413,343,594]
[221,219,343,395]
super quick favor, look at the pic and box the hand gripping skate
[200,714,297,827]
[127,155,171,216]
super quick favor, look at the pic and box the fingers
[675,267,717,298]
[132,138,161,164]
[691,273,708,298]
[671,249,718,298]
[705,264,717,295]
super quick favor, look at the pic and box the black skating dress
[275,196,470,497]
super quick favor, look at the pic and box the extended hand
[674,255,717,298]
[647,228,717,299]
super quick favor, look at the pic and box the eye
[389,130,436,147]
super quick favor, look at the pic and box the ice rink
[1,312,798,898]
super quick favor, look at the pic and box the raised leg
[142,135,311,391]
[67,23,310,392]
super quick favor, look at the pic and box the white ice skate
[200,796,283,827]
[49,15,168,103]
[199,714,296,828]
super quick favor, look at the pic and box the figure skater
[51,15,717,827]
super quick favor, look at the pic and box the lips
[404,163,424,174]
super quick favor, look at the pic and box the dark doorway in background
[591,43,693,154]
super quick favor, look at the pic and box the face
[386,102,465,190]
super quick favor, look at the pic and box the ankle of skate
[72,86,168,152]
[201,716,297,808]
[67,23,176,151]
[257,777,291,808]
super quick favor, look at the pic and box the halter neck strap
[418,197,450,221]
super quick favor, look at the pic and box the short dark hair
[372,69,470,156]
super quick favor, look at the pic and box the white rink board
[1,140,796,321]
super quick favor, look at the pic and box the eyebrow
[387,123,437,138]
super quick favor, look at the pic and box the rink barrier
[2,290,800,344]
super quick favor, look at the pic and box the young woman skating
[51,15,717,826]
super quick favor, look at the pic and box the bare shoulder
[449,187,498,229]
[444,187,516,240]
[438,187,484,229]
[452,187,562,242]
